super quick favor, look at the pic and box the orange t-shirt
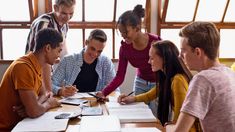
[0,52,42,131]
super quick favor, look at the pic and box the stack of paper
[79,115,121,132]
[106,102,156,123]
[12,112,69,132]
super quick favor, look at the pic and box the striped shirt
[26,12,68,57]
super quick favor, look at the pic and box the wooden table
[51,96,165,131]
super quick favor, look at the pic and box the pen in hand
[119,91,135,104]
[87,92,101,99]
[87,92,108,102]
[127,91,134,96]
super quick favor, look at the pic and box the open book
[106,101,156,123]
[108,108,156,123]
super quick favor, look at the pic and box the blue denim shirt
[52,50,118,95]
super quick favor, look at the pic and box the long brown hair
[152,40,192,125]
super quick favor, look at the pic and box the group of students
[0,0,235,131]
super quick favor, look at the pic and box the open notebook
[106,101,156,123]
[12,112,69,132]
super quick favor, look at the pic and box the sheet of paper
[165,124,176,132]
[108,92,121,101]
[121,127,161,132]
[108,96,118,102]
[12,112,69,132]
[66,125,80,132]
[79,115,121,132]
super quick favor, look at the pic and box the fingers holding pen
[66,85,78,93]
[118,94,135,104]
[59,85,78,97]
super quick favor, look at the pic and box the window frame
[0,0,150,60]
[0,0,38,60]
[157,0,235,61]
[46,0,150,61]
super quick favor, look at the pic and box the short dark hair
[88,29,107,43]
[35,28,63,51]
[179,21,220,60]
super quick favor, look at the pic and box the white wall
[150,0,158,34]
[38,0,45,15]
[113,62,136,94]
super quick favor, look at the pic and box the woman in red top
[97,4,161,116]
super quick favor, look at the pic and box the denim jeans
[133,76,158,117]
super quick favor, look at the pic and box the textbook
[59,98,88,106]
[79,115,121,132]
